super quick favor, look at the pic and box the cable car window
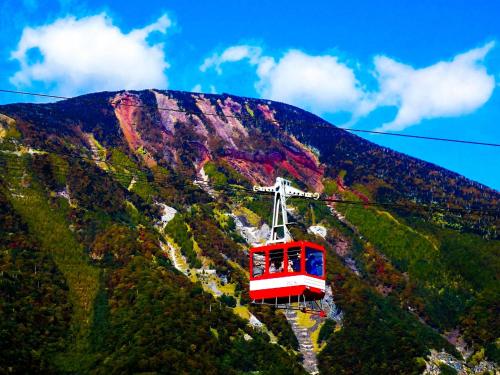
[287,247,301,272]
[269,249,284,273]
[305,247,323,277]
[252,252,265,277]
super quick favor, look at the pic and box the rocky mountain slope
[0,89,498,374]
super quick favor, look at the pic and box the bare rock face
[156,202,177,228]
[109,90,326,192]
[231,213,270,245]
[308,225,327,238]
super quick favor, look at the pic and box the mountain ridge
[2,88,497,191]
[1,89,497,237]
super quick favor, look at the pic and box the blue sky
[1,0,499,190]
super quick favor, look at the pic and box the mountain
[0,89,498,374]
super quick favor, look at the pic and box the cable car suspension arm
[253,177,319,244]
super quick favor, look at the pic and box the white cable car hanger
[253,177,319,244]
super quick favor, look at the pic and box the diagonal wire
[1,88,499,147]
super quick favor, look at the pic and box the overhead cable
[1,88,499,147]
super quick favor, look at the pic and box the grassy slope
[1,152,100,369]
[335,186,499,356]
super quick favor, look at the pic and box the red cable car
[249,240,326,302]
[249,178,326,315]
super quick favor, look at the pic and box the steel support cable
[212,182,500,216]
[1,153,498,216]
[1,88,499,147]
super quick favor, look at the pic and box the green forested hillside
[0,189,71,373]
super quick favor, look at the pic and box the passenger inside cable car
[252,252,265,277]
[288,247,301,272]
[305,247,324,277]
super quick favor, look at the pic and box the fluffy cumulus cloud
[255,50,372,117]
[373,42,496,131]
[10,13,172,96]
[200,45,263,74]
[200,45,370,118]
[200,42,496,130]
[191,83,202,92]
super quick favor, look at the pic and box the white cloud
[256,50,371,117]
[200,45,263,74]
[201,45,370,118]
[10,13,172,96]
[191,83,202,92]
[373,42,496,131]
[200,42,496,130]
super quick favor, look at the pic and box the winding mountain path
[284,310,320,374]
[160,241,188,275]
